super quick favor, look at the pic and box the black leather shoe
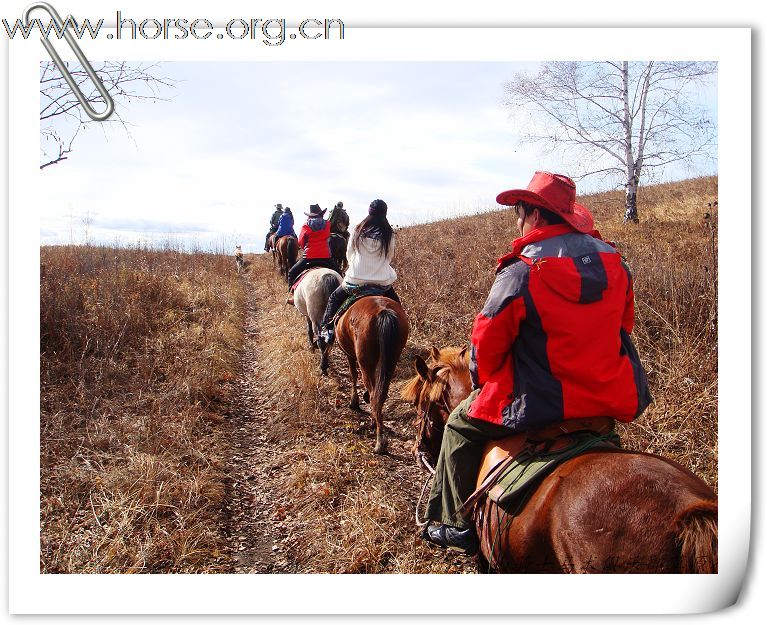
[422,523,479,556]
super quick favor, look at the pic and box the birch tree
[40,61,173,169]
[504,61,716,223]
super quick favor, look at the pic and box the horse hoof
[374,442,387,455]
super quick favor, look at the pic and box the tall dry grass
[40,245,244,572]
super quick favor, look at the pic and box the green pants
[425,390,514,529]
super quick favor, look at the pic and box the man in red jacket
[422,171,651,555]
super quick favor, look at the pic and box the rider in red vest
[286,204,342,302]
[422,172,651,555]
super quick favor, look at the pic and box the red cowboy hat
[496,171,594,233]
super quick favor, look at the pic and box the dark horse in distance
[275,235,299,282]
[402,346,718,574]
[329,203,350,273]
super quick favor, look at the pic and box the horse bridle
[414,382,452,528]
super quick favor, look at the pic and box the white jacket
[343,233,397,287]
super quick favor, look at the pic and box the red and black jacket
[468,224,651,430]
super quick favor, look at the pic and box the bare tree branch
[40,61,175,169]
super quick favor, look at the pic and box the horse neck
[444,368,471,414]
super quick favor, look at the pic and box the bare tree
[504,61,716,223]
[40,61,174,169]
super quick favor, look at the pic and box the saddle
[331,285,392,326]
[462,417,618,515]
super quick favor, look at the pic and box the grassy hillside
[39,176,718,573]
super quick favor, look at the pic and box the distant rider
[286,204,342,303]
[319,199,400,343]
[274,207,296,243]
[264,203,284,251]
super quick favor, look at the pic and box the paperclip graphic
[24,1,114,121]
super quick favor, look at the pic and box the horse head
[330,206,350,234]
[402,345,470,466]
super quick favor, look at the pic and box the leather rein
[414,387,452,528]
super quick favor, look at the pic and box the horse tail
[373,309,399,410]
[321,272,340,302]
[287,237,298,266]
[674,500,718,573]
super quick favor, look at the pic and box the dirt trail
[219,256,471,573]
[219,269,300,573]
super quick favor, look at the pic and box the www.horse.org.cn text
[2,12,345,46]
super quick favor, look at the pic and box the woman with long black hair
[319,199,400,343]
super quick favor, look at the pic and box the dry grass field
[39,176,717,573]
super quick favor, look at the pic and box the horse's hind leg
[347,354,360,410]
[305,317,317,351]
[370,384,388,455]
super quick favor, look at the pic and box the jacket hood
[502,225,613,305]
[307,217,327,231]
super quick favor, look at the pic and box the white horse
[293,267,343,374]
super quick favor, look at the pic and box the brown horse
[335,297,409,454]
[402,346,718,573]
[266,233,278,265]
[275,235,299,281]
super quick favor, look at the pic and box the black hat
[305,204,327,217]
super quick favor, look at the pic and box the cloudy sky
[39,61,717,251]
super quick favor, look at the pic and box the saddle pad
[290,268,315,292]
[487,431,620,509]
[331,285,392,325]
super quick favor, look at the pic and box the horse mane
[401,373,426,405]
[401,346,469,405]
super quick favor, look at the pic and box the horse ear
[414,355,431,381]
[430,346,440,362]
[459,345,469,361]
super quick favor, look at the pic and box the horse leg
[318,323,330,375]
[370,376,388,455]
[347,354,360,410]
[306,317,316,351]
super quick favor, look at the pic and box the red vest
[299,220,331,259]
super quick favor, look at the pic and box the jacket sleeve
[469,263,528,388]
[621,262,635,333]
[298,225,309,249]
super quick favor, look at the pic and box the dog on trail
[235,245,245,273]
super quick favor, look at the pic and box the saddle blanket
[332,284,392,325]
[487,431,620,509]
[290,267,317,292]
